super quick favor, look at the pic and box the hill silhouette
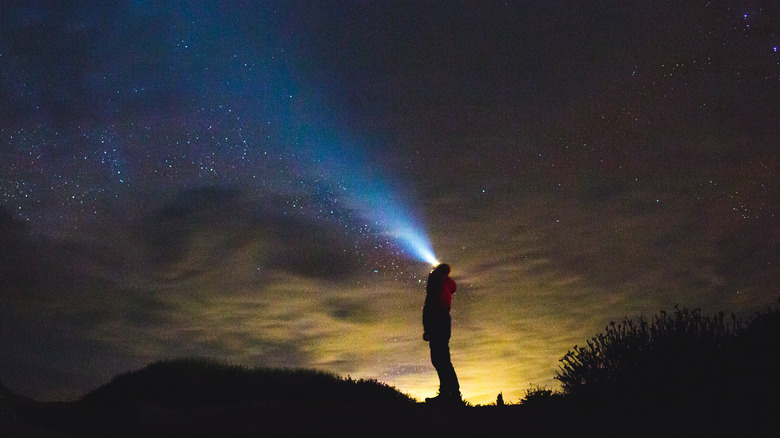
[3,359,549,437]
[81,358,415,409]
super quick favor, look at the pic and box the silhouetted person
[422,263,461,404]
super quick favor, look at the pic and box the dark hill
[71,359,546,438]
[82,358,416,409]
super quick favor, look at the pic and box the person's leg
[429,340,447,393]
[430,340,459,398]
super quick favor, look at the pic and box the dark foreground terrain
[3,391,773,438]
[1,358,774,437]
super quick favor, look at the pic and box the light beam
[261,70,439,267]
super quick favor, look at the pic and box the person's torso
[426,277,455,310]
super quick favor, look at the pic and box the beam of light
[255,60,439,267]
[309,131,439,267]
[395,228,439,267]
[356,179,439,267]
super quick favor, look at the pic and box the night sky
[1,1,778,405]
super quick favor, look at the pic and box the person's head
[433,263,451,277]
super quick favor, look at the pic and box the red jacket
[423,274,456,340]
[438,277,456,310]
[424,273,456,312]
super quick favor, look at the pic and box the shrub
[519,386,563,407]
[555,305,780,409]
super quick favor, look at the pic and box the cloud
[0,186,373,399]
[134,185,359,282]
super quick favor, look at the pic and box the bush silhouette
[555,305,780,410]
[519,386,563,407]
[81,358,415,409]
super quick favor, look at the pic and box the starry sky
[1,1,778,405]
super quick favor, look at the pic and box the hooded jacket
[423,267,456,340]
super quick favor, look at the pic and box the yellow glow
[170,264,573,407]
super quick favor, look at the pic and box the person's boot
[425,391,462,405]
[425,393,444,404]
[446,391,463,405]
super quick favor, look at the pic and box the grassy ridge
[81,358,416,408]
